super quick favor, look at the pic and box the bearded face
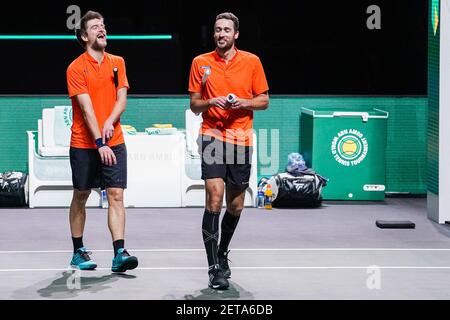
[214,19,239,51]
[82,18,107,50]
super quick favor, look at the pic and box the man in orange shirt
[66,11,138,272]
[189,12,269,289]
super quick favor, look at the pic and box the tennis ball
[342,140,357,155]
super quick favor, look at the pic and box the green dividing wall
[0,96,427,194]
[256,97,428,194]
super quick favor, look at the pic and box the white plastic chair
[27,107,100,208]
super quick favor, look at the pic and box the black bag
[0,172,27,207]
[271,170,327,208]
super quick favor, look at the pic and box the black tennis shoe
[208,264,229,290]
[218,250,231,278]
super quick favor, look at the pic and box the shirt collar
[213,47,239,63]
[84,51,107,64]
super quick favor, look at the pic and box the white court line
[2,266,450,272]
[2,248,450,254]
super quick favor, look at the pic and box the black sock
[202,209,220,268]
[113,239,125,257]
[72,236,84,253]
[218,211,241,255]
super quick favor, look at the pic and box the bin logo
[331,129,368,167]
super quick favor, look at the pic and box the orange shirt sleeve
[188,58,202,93]
[67,64,88,98]
[118,57,129,90]
[252,57,269,95]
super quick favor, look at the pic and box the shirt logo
[201,66,211,86]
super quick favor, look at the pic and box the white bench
[26,107,256,208]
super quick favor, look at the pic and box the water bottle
[264,184,273,210]
[257,187,265,208]
[101,189,108,209]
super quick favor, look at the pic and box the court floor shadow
[12,270,136,299]
[182,281,254,300]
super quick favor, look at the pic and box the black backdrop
[0,0,427,95]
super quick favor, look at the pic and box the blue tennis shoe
[111,248,138,273]
[70,247,97,270]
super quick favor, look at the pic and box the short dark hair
[75,11,104,48]
[215,12,239,32]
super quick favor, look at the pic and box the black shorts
[69,143,127,190]
[199,135,252,191]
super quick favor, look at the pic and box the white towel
[145,127,178,135]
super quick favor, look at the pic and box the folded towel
[121,125,137,135]
[153,124,173,128]
[145,127,178,135]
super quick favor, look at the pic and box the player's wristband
[95,138,106,149]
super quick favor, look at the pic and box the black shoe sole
[112,257,138,273]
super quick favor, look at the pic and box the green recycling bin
[300,107,388,200]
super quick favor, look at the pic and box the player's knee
[207,182,223,196]
[227,205,243,216]
[207,196,223,212]
[73,189,91,202]
[107,189,124,203]
[206,190,223,208]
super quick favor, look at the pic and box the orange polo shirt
[67,51,129,149]
[188,49,269,146]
